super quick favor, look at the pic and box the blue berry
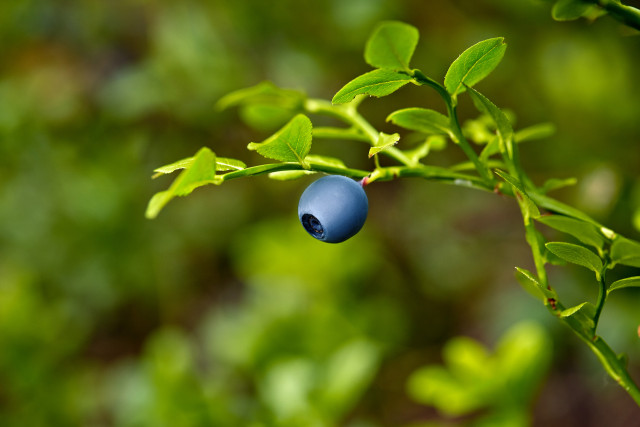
[298,175,368,243]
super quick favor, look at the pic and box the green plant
[146,21,640,406]
[548,0,640,30]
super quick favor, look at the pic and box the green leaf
[529,193,601,226]
[466,87,514,158]
[146,147,218,219]
[536,215,607,252]
[332,69,413,104]
[545,242,603,276]
[369,132,400,157]
[247,114,312,167]
[305,154,347,169]
[364,21,419,70]
[540,177,577,194]
[268,170,314,181]
[495,170,540,219]
[552,0,594,21]
[607,276,640,295]
[152,156,245,178]
[216,81,304,111]
[514,123,556,144]
[444,37,507,97]
[559,302,596,329]
[215,157,247,172]
[515,267,554,300]
[386,108,451,135]
[610,236,640,268]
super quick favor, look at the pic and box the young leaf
[466,87,513,158]
[539,177,577,194]
[332,69,413,104]
[536,215,607,252]
[152,157,195,178]
[515,267,555,300]
[514,123,556,144]
[369,132,400,157]
[215,157,247,172]
[145,147,218,219]
[545,242,603,277]
[607,276,640,295]
[559,302,596,329]
[386,108,451,136]
[247,114,312,167]
[364,21,419,70]
[216,81,304,111]
[552,0,594,21]
[268,170,314,181]
[610,236,640,268]
[495,170,540,219]
[306,154,347,168]
[444,38,506,97]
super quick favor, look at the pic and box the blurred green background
[1,0,639,425]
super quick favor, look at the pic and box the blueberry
[298,175,368,243]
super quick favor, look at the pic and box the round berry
[298,175,368,243]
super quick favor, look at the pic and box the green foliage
[408,322,552,421]
[608,276,640,295]
[146,147,219,219]
[386,108,452,136]
[536,214,607,253]
[364,21,419,70]
[552,0,595,21]
[369,132,400,157]
[545,242,603,277]
[247,114,313,167]
[331,69,414,104]
[444,38,507,98]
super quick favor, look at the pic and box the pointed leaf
[215,157,247,172]
[369,132,400,157]
[332,69,413,104]
[515,267,555,300]
[552,0,594,21]
[305,154,346,168]
[467,87,513,159]
[559,302,596,329]
[268,170,314,181]
[386,108,451,135]
[495,170,540,219]
[514,123,556,144]
[247,114,312,166]
[536,215,607,251]
[540,177,577,194]
[608,276,640,295]
[152,157,195,178]
[545,242,603,276]
[216,81,304,111]
[365,21,419,70]
[145,147,218,219]
[610,236,640,268]
[444,38,507,97]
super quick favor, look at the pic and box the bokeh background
[1,0,639,425]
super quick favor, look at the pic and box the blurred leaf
[369,132,400,157]
[552,0,595,21]
[607,276,640,295]
[268,170,315,181]
[536,215,607,252]
[332,69,413,104]
[247,114,312,167]
[146,147,218,219]
[444,38,506,97]
[386,108,451,135]
[317,340,381,417]
[545,242,603,276]
[364,21,419,70]
[216,81,304,111]
[559,302,597,329]
[529,193,601,226]
[540,177,578,194]
[305,154,347,168]
[467,86,514,158]
[514,123,556,143]
[610,236,640,268]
